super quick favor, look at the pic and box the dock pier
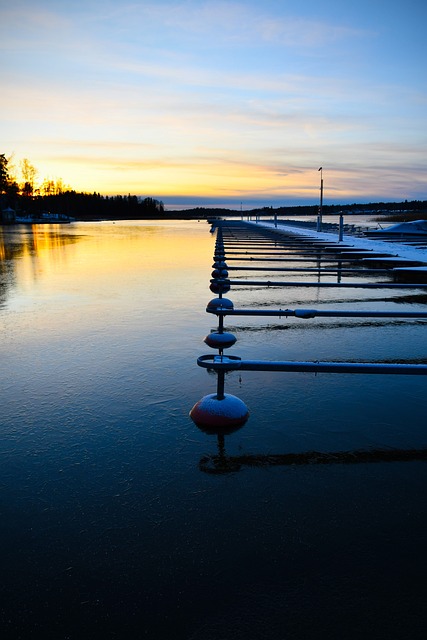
[190,220,427,464]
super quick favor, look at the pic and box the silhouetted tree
[20,158,38,197]
[0,154,9,194]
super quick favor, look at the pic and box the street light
[317,167,323,232]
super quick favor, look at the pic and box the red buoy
[190,393,249,431]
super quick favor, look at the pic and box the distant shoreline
[3,199,427,225]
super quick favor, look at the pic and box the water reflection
[199,429,427,474]
[0,224,82,261]
[0,225,83,307]
[227,319,427,331]
[2,220,427,639]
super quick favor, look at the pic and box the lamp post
[317,167,323,232]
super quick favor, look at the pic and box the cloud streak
[101,1,374,48]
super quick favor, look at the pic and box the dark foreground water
[0,220,426,639]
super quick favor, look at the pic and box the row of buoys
[190,226,249,434]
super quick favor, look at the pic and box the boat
[14,212,75,224]
[366,219,427,237]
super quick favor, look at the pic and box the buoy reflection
[199,445,427,475]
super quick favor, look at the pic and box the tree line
[251,200,427,217]
[0,153,164,219]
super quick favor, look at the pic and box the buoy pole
[339,213,344,242]
[216,369,225,400]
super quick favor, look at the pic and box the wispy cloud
[254,14,374,47]
[104,1,374,48]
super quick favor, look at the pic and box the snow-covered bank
[255,220,427,265]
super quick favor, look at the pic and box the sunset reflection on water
[0,220,214,314]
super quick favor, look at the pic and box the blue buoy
[204,331,237,349]
[211,268,229,278]
[210,280,231,294]
[206,298,234,312]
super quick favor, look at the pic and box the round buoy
[210,280,230,294]
[204,331,237,349]
[211,268,229,278]
[206,297,234,312]
[189,393,249,432]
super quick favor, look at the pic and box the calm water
[0,220,426,639]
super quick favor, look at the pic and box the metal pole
[317,167,323,232]
[207,307,427,319]
[197,355,427,376]
[216,370,225,399]
[237,360,427,375]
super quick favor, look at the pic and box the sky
[1,0,426,208]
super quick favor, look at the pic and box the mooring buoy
[204,331,237,349]
[189,393,249,430]
[206,297,234,312]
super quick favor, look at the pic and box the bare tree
[20,158,38,196]
[42,178,55,196]
[0,154,9,194]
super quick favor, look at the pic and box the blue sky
[1,0,426,207]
